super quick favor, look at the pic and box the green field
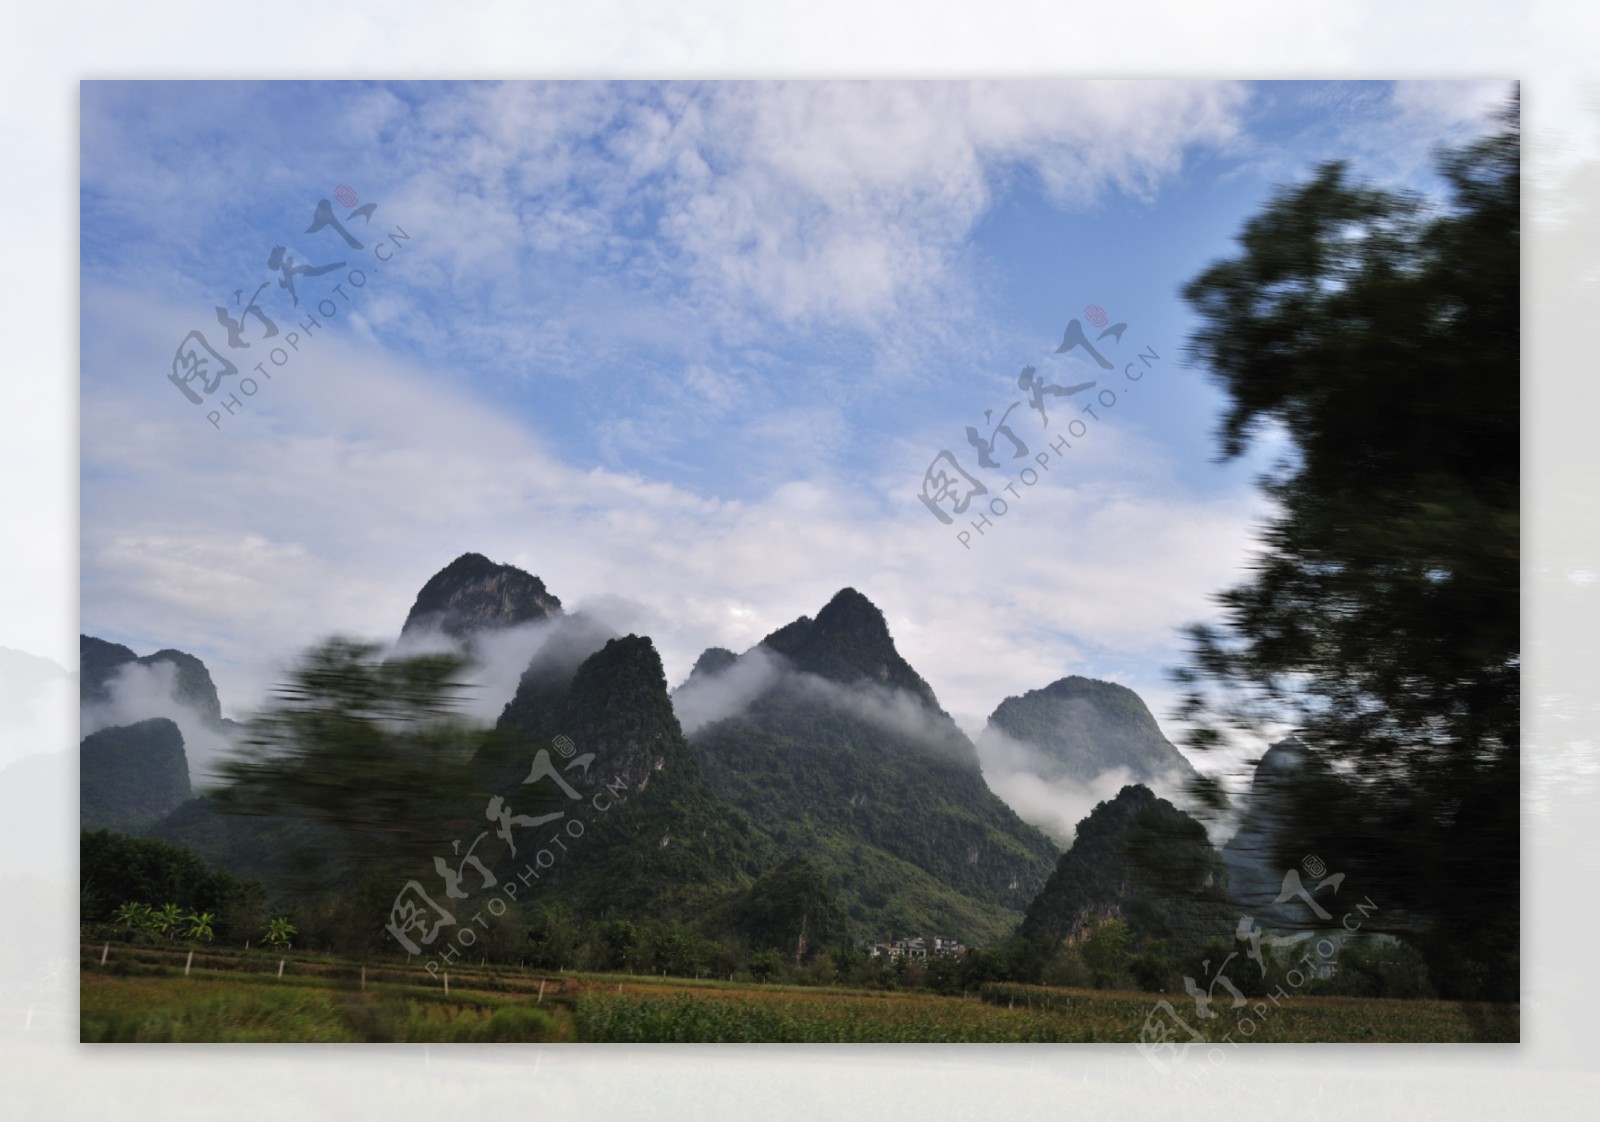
[80,945,1516,1044]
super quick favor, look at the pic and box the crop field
[572,978,1515,1043]
[79,947,1517,1044]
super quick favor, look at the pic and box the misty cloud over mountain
[79,643,234,785]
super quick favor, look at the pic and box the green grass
[81,974,362,1043]
[81,969,563,1043]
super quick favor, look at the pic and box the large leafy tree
[1173,93,1519,1002]
[215,637,483,877]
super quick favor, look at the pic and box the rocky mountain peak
[400,552,563,642]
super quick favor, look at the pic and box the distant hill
[685,588,1060,944]
[80,717,192,832]
[485,631,770,917]
[757,588,945,711]
[1219,738,1341,929]
[980,676,1200,787]
[79,634,224,728]
[0,646,73,769]
[1018,784,1236,950]
[400,552,563,643]
[684,646,737,684]
[78,636,137,701]
[0,645,72,711]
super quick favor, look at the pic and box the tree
[184,911,216,943]
[215,637,482,877]
[1081,919,1131,989]
[152,903,185,940]
[264,916,297,951]
[595,919,638,971]
[112,901,151,936]
[1172,93,1519,1002]
[81,829,245,926]
[748,948,785,983]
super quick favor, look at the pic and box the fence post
[277,959,285,979]
[537,980,545,1004]
[361,965,367,992]
[443,972,449,996]
[185,950,194,977]
[100,943,109,965]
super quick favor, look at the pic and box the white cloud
[973,722,1215,846]
[671,645,784,735]
[80,661,235,786]
[82,275,1269,752]
[649,81,1247,331]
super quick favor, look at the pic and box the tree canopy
[214,637,482,875]
[1173,93,1519,1001]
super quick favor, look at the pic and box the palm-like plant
[263,916,296,951]
[152,903,185,939]
[112,901,151,933]
[184,911,216,942]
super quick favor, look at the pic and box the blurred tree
[1173,92,1519,1001]
[215,637,481,876]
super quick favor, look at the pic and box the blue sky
[79,79,1511,758]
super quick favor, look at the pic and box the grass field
[79,948,1517,1044]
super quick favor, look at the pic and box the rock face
[981,676,1200,787]
[79,635,224,727]
[400,553,563,643]
[80,717,192,831]
[1019,784,1235,948]
[686,588,1060,944]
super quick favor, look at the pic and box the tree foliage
[214,637,482,873]
[1173,93,1519,999]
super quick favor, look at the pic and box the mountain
[980,676,1200,787]
[1219,738,1335,929]
[685,588,1060,944]
[491,612,619,754]
[78,636,136,700]
[1018,784,1235,949]
[0,645,72,710]
[80,717,192,832]
[684,646,737,684]
[485,631,769,918]
[400,552,563,642]
[79,634,224,728]
[757,587,943,711]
